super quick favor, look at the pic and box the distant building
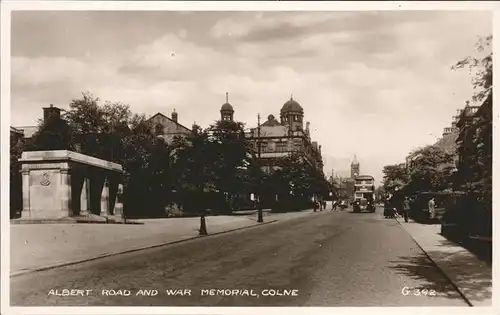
[10,126,24,141]
[329,156,359,200]
[455,100,482,178]
[12,104,63,141]
[147,109,192,144]
[350,155,360,179]
[243,95,324,174]
[406,107,463,170]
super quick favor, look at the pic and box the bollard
[257,207,263,223]
[199,214,208,236]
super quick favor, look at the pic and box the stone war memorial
[14,150,125,223]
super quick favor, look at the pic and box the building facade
[242,96,324,174]
[455,100,482,188]
[147,109,192,144]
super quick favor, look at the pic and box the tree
[64,92,133,162]
[407,146,455,194]
[206,120,254,211]
[170,124,216,214]
[452,35,492,103]
[10,131,25,218]
[452,35,493,237]
[27,114,73,151]
[265,154,328,211]
[382,163,409,194]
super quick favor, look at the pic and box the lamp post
[257,113,264,223]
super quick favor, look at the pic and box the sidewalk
[396,217,492,307]
[10,209,318,277]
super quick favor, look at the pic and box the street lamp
[256,113,264,223]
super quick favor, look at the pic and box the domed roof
[280,95,303,113]
[221,102,234,112]
[220,92,234,112]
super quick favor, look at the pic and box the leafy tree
[452,35,492,102]
[470,93,492,208]
[206,120,254,210]
[264,154,328,211]
[10,130,25,218]
[452,35,492,236]
[27,113,73,151]
[64,92,132,162]
[382,163,409,194]
[118,114,174,218]
[170,124,216,213]
[406,146,455,194]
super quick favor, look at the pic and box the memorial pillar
[60,169,72,217]
[71,170,85,216]
[89,173,105,215]
[107,174,120,216]
[100,178,109,217]
[21,169,30,219]
[80,177,90,216]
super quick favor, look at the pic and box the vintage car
[353,198,376,213]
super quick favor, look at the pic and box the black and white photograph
[2,1,496,313]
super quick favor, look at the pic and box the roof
[280,96,303,113]
[355,175,375,180]
[10,126,23,133]
[221,103,234,112]
[147,113,191,132]
[261,114,281,127]
[14,126,38,138]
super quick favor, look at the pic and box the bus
[353,175,376,213]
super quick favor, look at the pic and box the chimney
[192,122,199,133]
[171,109,178,123]
[42,104,61,123]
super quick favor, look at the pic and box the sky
[10,10,492,184]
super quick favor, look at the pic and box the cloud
[10,11,492,184]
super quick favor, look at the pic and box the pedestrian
[428,197,436,220]
[332,200,337,211]
[403,196,411,223]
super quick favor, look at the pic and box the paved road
[11,207,468,306]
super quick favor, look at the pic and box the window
[268,141,276,151]
[155,124,164,135]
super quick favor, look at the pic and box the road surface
[11,207,468,306]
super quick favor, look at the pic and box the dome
[221,102,234,112]
[280,96,303,113]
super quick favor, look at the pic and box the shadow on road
[388,247,492,304]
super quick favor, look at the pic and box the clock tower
[351,155,360,179]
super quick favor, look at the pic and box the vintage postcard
[1,1,497,315]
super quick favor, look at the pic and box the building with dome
[220,92,234,122]
[243,95,324,174]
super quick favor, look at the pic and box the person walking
[403,196,411,223]
[428,197,436,220]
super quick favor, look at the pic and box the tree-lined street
[7,9,494,311]
[11,208,468,307]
